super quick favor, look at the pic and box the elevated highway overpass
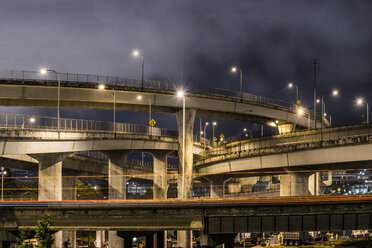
[0,69,319,128]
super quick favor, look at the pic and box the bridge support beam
[279,172,311,196]
[106,151,130,200]
[176,109,195,248]
[278,124,295,134]
[176,108,196,199]
[152,151,170,200]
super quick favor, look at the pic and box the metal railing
[0,112,178,138]
[0,69,293,111]
[198,123,372,163]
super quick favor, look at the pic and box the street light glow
[269,122,276,127]
[297,108,304,116]
[357,98,364,105]
[132,49,141,57]
[231,66,237,72]
[177,91,184,97]
[317,99,320,103]
[332,90,339,96]
[288,82,293,88]
[98,84,105,90]
[30,117,35,123]
[212,122,217,126]
[137,95,143,100]
[243,128,247,132]
[40,68,47,74]
[205,122,209,126]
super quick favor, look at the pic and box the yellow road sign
[220,134,225,139]
[149,119,156,127]
[297,99,301,105]
[213,137,217,142]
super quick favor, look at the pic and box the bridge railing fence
[0,112,178,138]
[200,123,372,159]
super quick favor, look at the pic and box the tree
[15,230,34,248]
[35,213,54,248]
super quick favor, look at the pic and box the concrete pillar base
[280,173,311,196]
[106,151,130,200]
[177,230,192,248]
[109,231,124,248]
[151,151,171,200]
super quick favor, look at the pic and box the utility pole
[313,58,318,130]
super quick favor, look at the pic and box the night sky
[0,0,371,138]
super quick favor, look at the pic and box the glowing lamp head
[243,128,247,132]
[30,117,35,123]
[288,82,293,88]
[132,49,141,57]
[231,67,237,73]
[200,131,204,135]
[2,170,7,175]
[297,108,304,116]
[323,113,327,117]
[40,68,47,74]
[213,122,217,126]
[98,84,105,90]
[205,122,209,126]
[177,91,184,97]
[137,95,143,100]
[357,98,363,105]
[332,90,339,96]
[317,99,320,103]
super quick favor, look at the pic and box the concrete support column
[106,151,130,200]
[95,231,105,248]
[308,172,320,196]
[279,173,311,196]
[177,230,192,248]
[176,109,195,248]
[176,108,196,199]
[109,231,124,248]
[152,151,170,200]
[29,153,71,201]
[107,151,130,248]
[278,124,295,134]
[62,170,77,200]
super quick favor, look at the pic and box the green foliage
[15,230,34,248]
[76,179,103,199]
[35,213,54,248]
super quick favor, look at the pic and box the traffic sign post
[149,119,156,127]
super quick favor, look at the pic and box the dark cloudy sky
[0,0,372,136]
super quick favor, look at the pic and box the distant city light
[137,95,143,100]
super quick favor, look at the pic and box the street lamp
[40,69,61,131]
[132,49,145,89]
[203,122,210,151]
[296,107,311,130]
[321,90,338,130]
[212,122,217,141]
[177,90,185,198]
[137,95,152,125]
[324,113,332,127]
[357,98,369,124]
[1,167,7,201]
[288,82,300,105]
[98,84,116,132]
[231,66,243,101]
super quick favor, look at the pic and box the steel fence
[0,112,178,138]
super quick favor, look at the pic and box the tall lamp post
[203,122,210,151]
[321,90,338,131]
[288,82,300,105]
[40,69,61,131]
[177,90,185,198]
[357,98,369,124]
[132,49,145,90]
[1,167,7,201]
[212,122,217,141]
[231,66,243,101]
[98,84,116,132]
